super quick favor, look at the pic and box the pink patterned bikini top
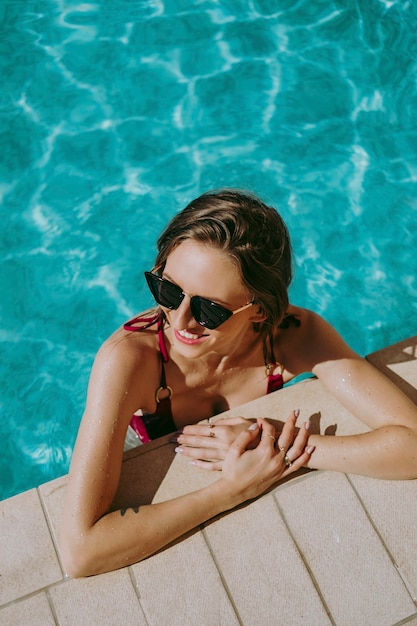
[123,313,285,443]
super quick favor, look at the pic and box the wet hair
[154,189,293,363]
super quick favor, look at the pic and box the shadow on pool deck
[1,336,417,626]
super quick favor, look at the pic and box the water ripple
[1,0,417,499]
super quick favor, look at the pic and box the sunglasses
[145,271,253,330]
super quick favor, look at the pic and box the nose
[172,295,196,329]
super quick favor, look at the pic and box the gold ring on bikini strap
[265,362,284,376]
[155,385,173,403]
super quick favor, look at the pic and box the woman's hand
[174,417,258,470]
[174,411,311,472]
[220,414,315,506]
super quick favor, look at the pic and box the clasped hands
[173,411,315,482]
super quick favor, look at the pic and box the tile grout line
[346,474,417,606]
[45,588,60,626]
[127,566,152,626]
[200,524,244,626]
[392,612,417,626]
[271,489,337,626]
[0,579,69,613]
[36,486,66,580]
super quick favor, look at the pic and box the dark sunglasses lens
[191,297,232,329]
[145,273,183,309]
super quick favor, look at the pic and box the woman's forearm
[307,425,417,479]
[61,420,312,577]
[61,478,240,578]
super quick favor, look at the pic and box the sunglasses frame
[144,271,253,330]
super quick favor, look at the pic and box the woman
[60,189,417,577]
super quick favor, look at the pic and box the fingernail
[294,409,300,417]
[306,445,315,454]
[248,423,259,430]
[189,460,197,466]
[174,447,184,454]
[304,421,310,431]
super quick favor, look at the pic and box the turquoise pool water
[1,0,417,500]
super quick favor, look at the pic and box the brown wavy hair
[154,189,293,363]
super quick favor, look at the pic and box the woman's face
[161,240,256,354]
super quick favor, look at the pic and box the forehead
[164,240,247,301]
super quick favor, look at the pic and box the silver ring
[265,434,276,443]
[284,454,293,468]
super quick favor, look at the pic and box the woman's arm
[60,334,313,577]
[302,313,417,479]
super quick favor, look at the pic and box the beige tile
[132,531,239,626]
[203,491,331,625]
[0,593,55,626]
[349,474,417,601]
[0,489,63,606]
[152,450,218,503]
[49,568,145,626]
[275,472,416,626]
[113,439,178,510]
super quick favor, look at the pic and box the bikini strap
[156,316,169,363]
[124,312,171,392]
[123,313,160,331]
[123,312,169,362]
[265,362,284,394]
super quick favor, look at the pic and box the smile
[178,329,200,339]
[174,328,208,345]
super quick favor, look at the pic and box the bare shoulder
[277,305,359,374]
[276,307,417,433]
[86,320,162,417]
[98,322,158,368]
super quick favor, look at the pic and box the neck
[169,326,265,375]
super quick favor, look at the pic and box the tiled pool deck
[1,336,417,626]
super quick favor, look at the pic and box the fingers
[175,433,224,450]
[174,419,254,456]
[188,459,223,471]
[282,445,314,475]
[177,423,219,441]
[174,444,224,463]
[277,409,299,452]
[173,423,223,451]
[180,417,249,438]
[278,411,315,472]
[259,419,278,448]
[176,421,261,469]
[230,421,260,455]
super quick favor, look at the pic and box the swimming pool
[2,0,417,501]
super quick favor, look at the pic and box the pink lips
[174,328,208,345]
